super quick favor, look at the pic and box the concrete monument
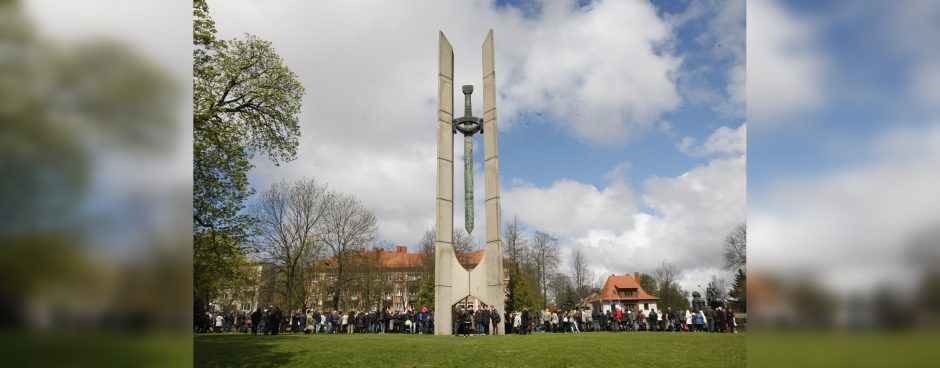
[434,30,505,335]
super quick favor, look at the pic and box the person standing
[705,307,715,333]
[685,310,693,332]
[250,308,262,335]
[727,308,737,333]
[481,306,491,335]
[521,308,531,335]
[215,313,224,333]
[490,306,500,335]
[462,307,472,337]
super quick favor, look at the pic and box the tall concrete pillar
[434,30,505,336]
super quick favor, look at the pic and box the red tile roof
[597,273,659,301]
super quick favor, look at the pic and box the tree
[531,231,560,308]
[417,229,435,275]
[549,273,579,310]
[192,0,305,296]
[706,275,728,308]
[728,268,746,312]
[453,227,479,267]
[249,179,328,313]
[348,245,393,311]
[415,275,435,311]
[639,273,658,297]
[503,216,527,263]
[571,249,591,300]
[319,192,378,309]
[723,222,746,272]
[658,283,692,311]
[653,260,680,309]
[506,263,538,312]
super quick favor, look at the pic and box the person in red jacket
[615,307,623,332]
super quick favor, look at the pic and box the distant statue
[691,291,706,313]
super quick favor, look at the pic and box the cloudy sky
[202,0,745,291]
[748,0,940,294]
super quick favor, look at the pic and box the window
[643,303,649,310]
[386,275,392,281]
[397,288,403,297]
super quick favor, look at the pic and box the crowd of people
[522,305,739,334]
[195,305,438,335]
[195,304,738,335]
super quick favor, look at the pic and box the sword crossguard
[454,85,483,136]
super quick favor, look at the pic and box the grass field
[194,332,745,367]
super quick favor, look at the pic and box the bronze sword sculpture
[453,85,483,235]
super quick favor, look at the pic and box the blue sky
[209,0,746,288]
[747,0,940,293]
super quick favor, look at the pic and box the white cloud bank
[206,1,744,288]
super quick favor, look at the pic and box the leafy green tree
[506,264,538,312]
[639,273,658,297]
[192,0,304,302]
[416,275,435,310]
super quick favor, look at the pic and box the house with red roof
[581,272,659,313]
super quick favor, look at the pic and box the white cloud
[750,123,940,293]
[503,128,746,292]
[202,1,744,291]
[499,0,682,145]
[502,177,638,240]
[202,0,691,243]
[679,123,746,156]
[747,0,826,125]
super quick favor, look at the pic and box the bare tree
[723,222,746,271]
[531,231,560,309]
[453,227,479,266]
[348,243,394,311]
[706,274,728,308]
[417,228,435,275]
[653,260,680,309]
[249,178,328,313]
[503,216,527,263]
[571,249,591,300]
[319,191,379,309]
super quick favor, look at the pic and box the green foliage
[639,273,657,297]
[507,264,539,312]
[416,275,435,310]
[658,284,692,311]
[728,268,746,312]
[192,0,305,298]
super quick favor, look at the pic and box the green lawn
[195,332,745,367]
[748,332,939,368]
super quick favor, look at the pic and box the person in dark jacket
[269,306,283,335]
[250,308,262,335]
[715,307,726,333]
[521,308,531,335]
[647,309,658,332]
[461,308,472,337]
[489,306,500,335]
[726,308,736,333]
[705,307,715,333]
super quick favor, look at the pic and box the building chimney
[634,272,640,283]
[396,245,407,254]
